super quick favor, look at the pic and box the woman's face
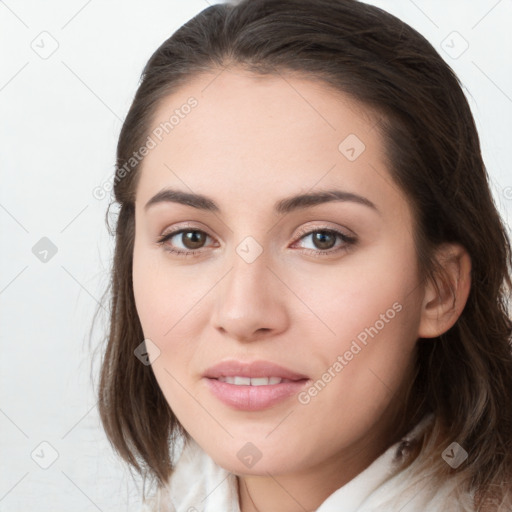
[132,68,427,477]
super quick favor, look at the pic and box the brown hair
[95,0,512,508]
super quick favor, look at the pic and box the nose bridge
[222,239,273,313]
[211,235,288,340]
[223,224,273,295]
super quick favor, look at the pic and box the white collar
[148,413,437,512]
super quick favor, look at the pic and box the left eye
[294,229,352,251]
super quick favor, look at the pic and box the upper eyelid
[161,221,351,236]
[160,221,211,237]
[294,223,355,238]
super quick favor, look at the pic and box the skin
[132,67,471,512]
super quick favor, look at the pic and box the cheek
[297,242,420,342]
[298,246,422,415]
[132,242,160,337]
[133,238,192,336]
[132,242,212,380]
[297,244,423,403]
[132,238,185,359]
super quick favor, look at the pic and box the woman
[96,0,512,510]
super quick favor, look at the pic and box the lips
[202,360,310,411]
[203,359,309,381]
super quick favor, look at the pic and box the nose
[211,249,289,343]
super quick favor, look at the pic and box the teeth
[217,376,284,386]
[233,376,251,385]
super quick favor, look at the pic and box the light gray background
[1,0,511,510]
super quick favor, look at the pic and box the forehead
[135,67,402,217]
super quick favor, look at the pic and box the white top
[141,413,475,511]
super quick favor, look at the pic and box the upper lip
[203,360,309,381]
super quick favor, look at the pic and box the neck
[236,414,402,512]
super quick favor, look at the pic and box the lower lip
[204,378,310,411]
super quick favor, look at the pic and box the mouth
[215,376,299,385]
[203,359,309,381]
[202,359,310,410]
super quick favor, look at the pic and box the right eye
[156,228,216,256]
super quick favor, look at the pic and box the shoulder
[359,414,476,512]
[317,413,476,512]
[140,484,174,512]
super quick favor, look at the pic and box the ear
[418,243,472,339]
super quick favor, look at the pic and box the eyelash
[155,225,357,258]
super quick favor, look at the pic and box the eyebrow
[144,187,378,215]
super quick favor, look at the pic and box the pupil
[314,231,335,250]
[183,231,205,249]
